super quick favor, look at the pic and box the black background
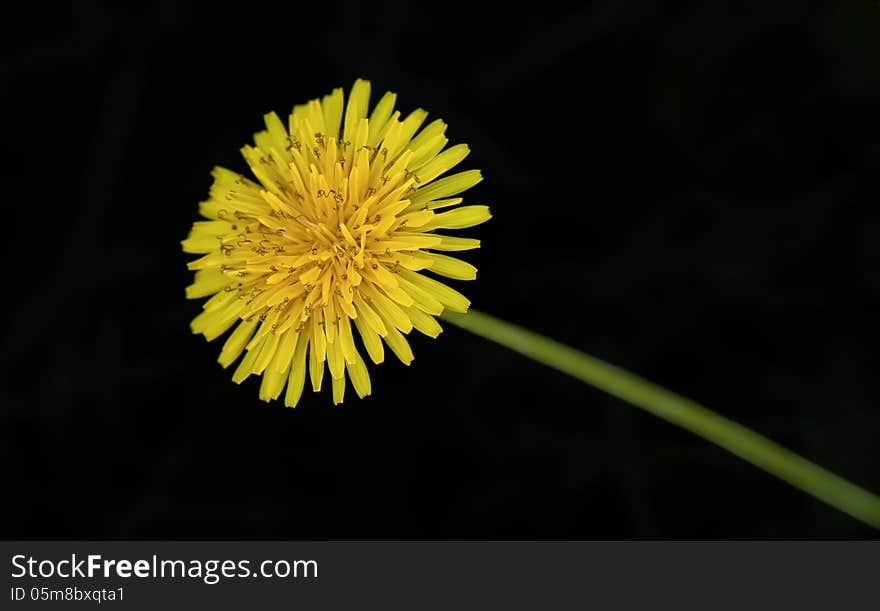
[3,1,879,539]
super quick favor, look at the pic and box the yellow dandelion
[182,79,491,407]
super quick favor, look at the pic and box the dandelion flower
[182,79,490,407]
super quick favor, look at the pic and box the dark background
[3,0,879,539]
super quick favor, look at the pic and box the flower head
[182,79,490,407]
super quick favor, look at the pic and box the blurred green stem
[441,309,880,529]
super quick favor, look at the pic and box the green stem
[441,309,880,529]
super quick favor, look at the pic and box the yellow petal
[408,169,483,206]
[412,143,469,184]
[353,315,384,364]
[408,119,447,161]
[338,316,358,364]
[309,317,326,391]
[259,356,289,402]
[326,328,345,380]
[186,269,231,299]
[232,335,265,383]
[343,79,371,143]
[387,108,428,159]
[420,205,491,231]
[285,333,310,408]
[181,235,219,254]
[218,317,258,368]
[202,289,238,312]
[405,306,443,338]
[345,351,372,399]
[271,329,300,373]
[190,300,245,341]
[375,233,443,250]
[353,291,387,336]
[422,252,477,280]
[407,134,448,170]
[322,87,344,140]
[398,209,435,228]
[383,326,414,365]
[360,284,413,333]
[398,269,470,313]
[431,235,481,251]
[263,112,290,162]
[368,91,397,145]
[394,273,443,316]
[331,373,345,405]
[252,332,281,375]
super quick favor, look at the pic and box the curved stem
[441,309,880,529]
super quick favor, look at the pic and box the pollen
[182,79,491,407]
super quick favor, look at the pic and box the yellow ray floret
[182,79,490,407]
